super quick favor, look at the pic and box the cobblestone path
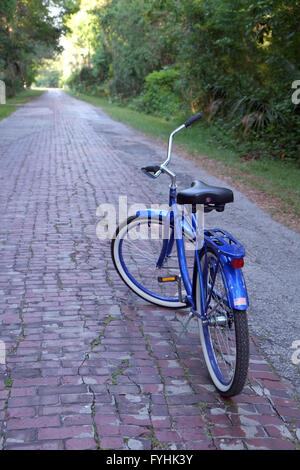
[0,90,299,450]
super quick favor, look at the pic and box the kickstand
[178,311,194,339]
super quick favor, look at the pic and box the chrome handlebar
[141,113,202,187]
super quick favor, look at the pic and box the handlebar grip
[184,112,202,128]
[142,165,161,173]
[141,165,161,178]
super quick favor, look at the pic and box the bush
[66,65,110,97]
[132,68,184,119]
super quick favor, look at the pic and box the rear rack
[204,228,245,258]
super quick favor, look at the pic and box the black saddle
[177,180,233,212]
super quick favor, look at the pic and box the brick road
[0,90,299,450]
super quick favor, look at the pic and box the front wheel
[111,215,194,308]
[196,249,249,396]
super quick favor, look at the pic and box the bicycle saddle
[177,180,233,209]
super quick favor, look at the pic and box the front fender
[220,255,249,310]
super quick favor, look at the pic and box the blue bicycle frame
[136,185,249,323]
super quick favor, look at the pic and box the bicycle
[111,113,249,397]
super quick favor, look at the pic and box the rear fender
[220,254,249,310]
[192,250,249,311]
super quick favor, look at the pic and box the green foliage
[132,68,183,118]
[35,67,60,88]
[66,66,107,96]
[145,69,181,90]
[92,0,180,98]
[0,105,17,121]
[0,0,79,96]
[64,0,300,163]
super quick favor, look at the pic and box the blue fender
[219,254,249,310]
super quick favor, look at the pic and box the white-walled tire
[196,249,249,396]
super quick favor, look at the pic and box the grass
[67,90,300,228]
[0,88,45,122]
[5,378,13,389]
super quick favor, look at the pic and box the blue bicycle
[111,113,249,396]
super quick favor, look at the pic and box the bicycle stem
[161,165,177,189]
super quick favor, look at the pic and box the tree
[63,0,300,160]
[0,0,79,96]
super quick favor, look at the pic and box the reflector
[232,258,244,268]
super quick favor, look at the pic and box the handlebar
[141,112,202,181]
[141,165,161,178]
[184,112,202,128]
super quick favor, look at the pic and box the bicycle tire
[196,249,249,396]
[111,215,194,308]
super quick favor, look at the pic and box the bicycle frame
[136,185,249,321]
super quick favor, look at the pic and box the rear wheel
[196,249,249,396]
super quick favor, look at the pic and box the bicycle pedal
[158,275,184,303]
